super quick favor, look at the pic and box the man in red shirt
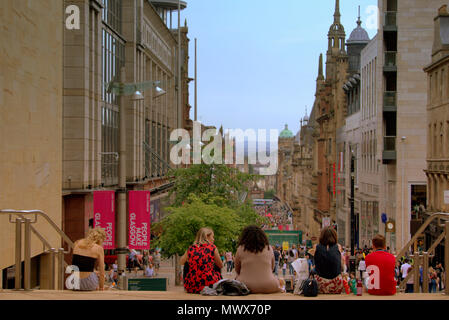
[365,234,396,295]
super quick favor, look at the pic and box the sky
[182,0,378,145]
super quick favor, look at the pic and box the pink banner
[93,191,115,249]
[128,191,151,250]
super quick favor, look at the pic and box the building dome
[279,124,293,138]
[347,19,370,44]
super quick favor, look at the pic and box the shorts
[76,272,99,291]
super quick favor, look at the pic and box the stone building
[0,0,63,289]
[371,0,448,252]
[337,12,370,247]
[292,109,319,241]
[314,0,349,236]
[423,4,449,262]
[62,0,192,243]
[276,124,295,206]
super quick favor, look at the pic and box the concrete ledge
[0,288,447,300]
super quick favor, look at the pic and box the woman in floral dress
[180,227,223,293]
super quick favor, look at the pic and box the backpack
[301,272,319,297]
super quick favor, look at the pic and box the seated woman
[71,228,106,291]
[311,227,345,294]
[180,227,223,293]
[234,225,283,294]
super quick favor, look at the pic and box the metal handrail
[395,212,449,262]
[0,209,74,250]
[1,209,72,291]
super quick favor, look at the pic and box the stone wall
[0,0,63,271]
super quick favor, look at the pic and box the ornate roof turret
[347,7,370,44]
[328,0,346,54]
[279,124,294,138]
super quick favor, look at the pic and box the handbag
[301,272,318,297]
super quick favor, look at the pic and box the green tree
[168,164,258,207]
[153,194,243,257]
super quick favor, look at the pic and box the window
[447,121,449,157]
[101,27,124,186]
[102,0,122,34]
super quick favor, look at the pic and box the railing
[384,11,397,29]
[384,136,396,151]
[143,141,172,178]
[396,212,449,295]
[0,209,74,291]
[384,51,397,67]
[383,91,397,109]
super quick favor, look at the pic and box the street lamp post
[107,67,166,285]
[349,149,356,273]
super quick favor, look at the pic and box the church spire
[334,0,341,24]
[317,53,324,80]
[327,0,346,54]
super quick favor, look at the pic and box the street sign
[381,213,387,224]
[127,277,167,291]
[444,190,449,204]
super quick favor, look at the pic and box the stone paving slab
[0,288,447,300]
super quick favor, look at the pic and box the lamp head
[154,86,166,98]
[132,90,144,101]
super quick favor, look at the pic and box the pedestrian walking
[153,249,161,275]
[225,251,234,274]
[358,257,366,280]
[273,246,280,275]
[287,249,295,275]
[282,261,287,277]
[429,267,438,293]
[405,266,414,293]
[435,262,444,291]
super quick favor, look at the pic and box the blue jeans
[283,269,286,277]
[429,280,437,293]
[274,261,279,275]
[226,261,233,273]
[289,262,294,275]
[406,284,414,293]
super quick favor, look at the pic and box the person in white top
[401,259,411,279]
[358,257,366,280]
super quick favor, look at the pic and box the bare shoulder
[93,244,104,256]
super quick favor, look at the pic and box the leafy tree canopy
[168,164,258,207]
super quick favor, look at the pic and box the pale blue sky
[183,0,377,142]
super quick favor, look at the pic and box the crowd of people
[67,226,445,296]
[254,201,292,229]
[394,257,445,293]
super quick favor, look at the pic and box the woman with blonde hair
[180,227,223,293]
[71,227,106,291]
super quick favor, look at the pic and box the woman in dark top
[71,228,106,291]
[310,227,344,294]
